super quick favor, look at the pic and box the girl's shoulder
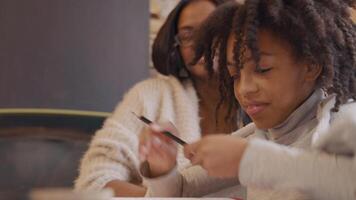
[313,97,356,153]
[336,100,356,115]
[317,94,356,121]
[329,100,356,123]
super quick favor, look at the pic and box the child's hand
[184,134,248,178]
[139,122,178,178]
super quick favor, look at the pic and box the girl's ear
[305,63,322,82]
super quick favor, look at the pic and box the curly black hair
[194,0,356,114]
[193,1,243,121]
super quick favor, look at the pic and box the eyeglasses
[174,30,196,47]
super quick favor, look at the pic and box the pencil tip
[130,111,139,118]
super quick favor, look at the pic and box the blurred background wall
[0,1,149,199]
[2,0,350,111]
[0,0,149,112]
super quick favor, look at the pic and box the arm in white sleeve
[75,80,163,191]
[142,123,255,197]
[239,138,356,200]
[143,164,238,197]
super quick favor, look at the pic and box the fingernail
[151,124,163,132]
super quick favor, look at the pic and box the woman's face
[177,0,216,79]
[226,30,321,129]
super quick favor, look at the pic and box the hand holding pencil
[135,112,248,179]
[137,116,180,178]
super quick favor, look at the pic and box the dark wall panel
[0,0,149,111]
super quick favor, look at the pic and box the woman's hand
[184,134,248,178]
[139,122,178,178]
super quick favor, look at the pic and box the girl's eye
[255,67,272,73]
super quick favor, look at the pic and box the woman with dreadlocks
[139,0,356,199]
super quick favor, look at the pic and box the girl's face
[226,30,321,129]
[177,0,216,79]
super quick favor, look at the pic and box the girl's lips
[244,104,267,116]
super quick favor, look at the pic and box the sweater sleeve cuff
[140,162,181,197]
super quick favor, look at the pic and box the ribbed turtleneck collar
[256,89,324,145]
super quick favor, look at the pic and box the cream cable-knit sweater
[74,75,203,190]
[144,90,356,200]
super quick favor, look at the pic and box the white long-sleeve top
[74,75,203,190]
[144,90,356,200]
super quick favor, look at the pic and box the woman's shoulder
[132,75,177,89]
[121,75,180,97]
[105,76,185,133]
[130,75,186,93]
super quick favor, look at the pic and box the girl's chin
[250,117,277,130]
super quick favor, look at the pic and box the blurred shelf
[0,108,110,132]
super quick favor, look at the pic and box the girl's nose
[236,72,258,97]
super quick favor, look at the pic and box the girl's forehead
[230,30,294,55]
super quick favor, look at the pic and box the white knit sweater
[144,90,356,200]
[74,75,203,190]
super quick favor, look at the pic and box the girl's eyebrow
[244,51,274,63]
[227,52,274,66]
